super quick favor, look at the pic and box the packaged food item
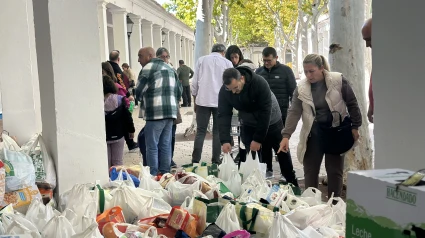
[0,161,5,205]
[2,184,42,213]
[38,187,54,205]
[166,206,190,230]
[96,206,126,234]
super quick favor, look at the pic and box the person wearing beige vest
[278,54,362,197]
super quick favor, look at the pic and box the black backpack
[105,100,126,141]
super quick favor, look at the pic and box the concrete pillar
[141,19,153,47]
[189,40,194,68]
[129,15,142,74]
[111,9,129,64]
[152,24,162,51]
[181,37,187,65]
[0,0,42,145]
[169,31,177,66]
[97,0,109,61]
[176,34,182,63]
[185,38,190,67]
[374,0,425,171]
[162,29,170,51]
[32,0,108,194]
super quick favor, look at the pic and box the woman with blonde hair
[278,54,362,197]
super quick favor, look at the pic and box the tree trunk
[329,0,373,182]
[186,0,214,137]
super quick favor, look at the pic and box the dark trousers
[138,125,177,167]
[304,123,344,198]
[192,106,221,163]
[132,88,138,105]
[182,86,191,106]
[240,120,298,186]
[124,133,136,149]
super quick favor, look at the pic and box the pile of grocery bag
[0,133,346,237]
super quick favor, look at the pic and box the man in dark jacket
[177,60,194,107]
[255,47,297,179]
[218,65,298,186]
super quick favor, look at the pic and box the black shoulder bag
[320,111,354,155]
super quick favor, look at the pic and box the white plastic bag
[63,184,97,218]
[286,204,333,230]
[25,134,57,189]
[42,215,76,238]
[181,196,193,214]
[138,163,163,190]
[268,212,300,238]
[114,167,136,188]
[2,133,36,192]
[107,184,150,223]
[218,153,238,181]
[215,203,240,234]
[239,151,266,181]
[25,198,56,231]
[71,222,103,238]
[2,213,40,237]
[301,187,322,206]
[284,193,310,210]
[167,180,202,206]
[327,196,346,227]
[142,226,168,238]
[138,196,171,219]
[223,170,242,197]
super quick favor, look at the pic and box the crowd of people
[101,17,373,197]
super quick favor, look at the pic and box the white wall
[373,1,425,170]
[33,0,109,194]
[0,0,42,144]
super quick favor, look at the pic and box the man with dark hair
[191,43,233,164]
[255,46,297,179]
[218,66,298,186]
[108,50,138,151]
[177,60,194,107]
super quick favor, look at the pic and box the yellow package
[3,184,42,213]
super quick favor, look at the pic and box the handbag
[319,111,354,155]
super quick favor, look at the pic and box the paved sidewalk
[123,107,327,180]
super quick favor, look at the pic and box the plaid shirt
[136,58,182,121]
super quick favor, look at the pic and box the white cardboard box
[346,168,425,238]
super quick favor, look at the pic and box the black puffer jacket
[255,62,296,118]
[218,66,281,144]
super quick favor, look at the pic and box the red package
[96,206,126,234]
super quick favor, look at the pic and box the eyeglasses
[159,55,170,59]
[261,58,275,63]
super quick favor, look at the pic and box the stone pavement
[123,107,327,180]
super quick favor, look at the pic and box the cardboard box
[346,169,425,238]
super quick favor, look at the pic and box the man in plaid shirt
[136,47,182,176]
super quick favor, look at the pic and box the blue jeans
[139,125,177,167]
[144,119,173,175]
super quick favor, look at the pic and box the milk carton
[346,169,425,238]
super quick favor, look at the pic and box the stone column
[181,37,187,65]
[162,29,170,50]
[129,15,142,74]
[152,24,162,51]
[176,34,182,63]
[32,0,109,194]
[0,0,42,145]
[141,19,153,47]
[169,31,177,66]
[185,38,190,66]
[97,0,109,61]
[190,40,195,68]
[111,9,129,63]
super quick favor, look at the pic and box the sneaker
[171,161,178,168]
[128,142,139,151]
[266,171,274,179]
